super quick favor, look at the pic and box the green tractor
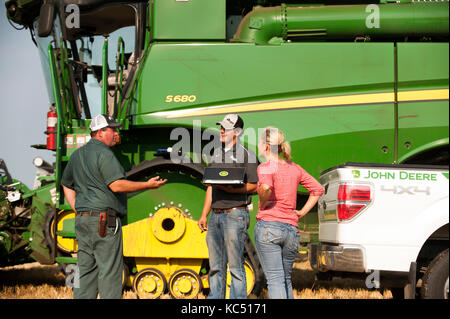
[0,158,33,267]
[0,157,58,267]
[4,0,448,298]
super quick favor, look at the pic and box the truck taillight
[337,184,372,221]
[338,185,371,201]
[337,204,366,220]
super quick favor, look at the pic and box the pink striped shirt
[256,160,324,227]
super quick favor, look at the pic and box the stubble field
[0,259,392,299]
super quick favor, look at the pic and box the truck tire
[421,249,449,299]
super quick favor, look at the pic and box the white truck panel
[363,245,420,272]
[311,163,449,274]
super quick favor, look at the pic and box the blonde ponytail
[280,141,291,160]
[261,126,291,160]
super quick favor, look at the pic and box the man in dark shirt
[198,114,258,299]
[62,114,166,299]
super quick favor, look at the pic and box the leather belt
[76,211,103,217]
[76,210,117,217]
[213,206,247,214]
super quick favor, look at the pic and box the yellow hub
[133,268,167,299]
[140,275,158,293]
[169,269,202,299]
[151,207,186,243]
[178,277,193,294]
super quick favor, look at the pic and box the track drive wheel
[133,268,167,299]
[169,269,202,299]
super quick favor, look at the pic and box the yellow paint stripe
[161,92,394,119]
[398,88,449,102]
[150,89,448,119]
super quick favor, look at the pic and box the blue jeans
[254,220,300,299]
[206,208,249,299]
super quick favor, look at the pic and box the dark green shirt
[61,139,127,217]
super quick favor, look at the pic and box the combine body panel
[4,0,449,298]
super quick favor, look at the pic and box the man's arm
[214,183,257,194]
[198,185,212,231]
[109,176,167,193]
[62,185,77,213]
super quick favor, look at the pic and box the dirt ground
[0,260,392,299]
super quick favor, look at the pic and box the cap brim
[90,123,107,131]
[216,121,234,130]
[108,123,123,128]
[90,123,122,131]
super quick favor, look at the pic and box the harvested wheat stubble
[0,261,392,299]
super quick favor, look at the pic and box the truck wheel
[421,249,449,299]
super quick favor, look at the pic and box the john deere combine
[4,0,448,298]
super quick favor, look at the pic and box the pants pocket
[287,231,300,252]
[259,225,283,245]
[226,209,249,229]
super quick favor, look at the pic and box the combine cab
[4,0,448,298]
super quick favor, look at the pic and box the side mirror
[37,0,54,37]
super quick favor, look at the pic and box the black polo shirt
[209,141,259,210]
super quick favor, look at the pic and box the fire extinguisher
[46,105,57,150]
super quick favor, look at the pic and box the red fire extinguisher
[46,106,57,150]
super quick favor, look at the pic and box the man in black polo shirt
[198,114,258,299]
[61,114,166,299]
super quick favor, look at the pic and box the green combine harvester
[3,0,448,298]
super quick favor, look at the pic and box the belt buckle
[77,212,90,217]
[226,206,244,213]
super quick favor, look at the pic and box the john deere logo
[352,170,360,178]
[219,171,229,177]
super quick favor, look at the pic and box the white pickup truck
[309,162,449,299]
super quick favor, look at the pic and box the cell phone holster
[99,212,107,237]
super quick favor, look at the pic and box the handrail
[47,43,64,209]
[113,36,126,117]
[102,37,109,114]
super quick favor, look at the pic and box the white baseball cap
[90,114,122,131]
[216,114,244,130]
